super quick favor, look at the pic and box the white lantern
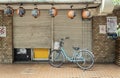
[4,6,14,16]
[16,7,25,17]
[82,10,91,19]
[31,8,40,18]
[49,7,58,17]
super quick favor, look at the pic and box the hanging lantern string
[5,3,9,7]
[34,4,37,8]
[70,5,73,9]
[51,0,55,7]
[85,4,88,10]
[51,3,54,6]
[20,3,23,7]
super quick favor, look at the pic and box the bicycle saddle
[73,47,80,51]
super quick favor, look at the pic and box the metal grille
[54,10,92,56]
[13,10,51,48]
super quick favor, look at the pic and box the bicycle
[49,37,94,70]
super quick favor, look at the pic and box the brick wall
[115,38,120,66]
[92,16,116,63]
[0,11,13,63]
[0,9,119,64]
[114,10,120,66]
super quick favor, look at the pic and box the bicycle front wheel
[49,50,64,68]
[76,50,94,70]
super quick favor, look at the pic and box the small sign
[0,26,6,37]
[107,17,117,33]
[99,25,106,34]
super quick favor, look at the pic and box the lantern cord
[51,3,54,6]
[83,21,85,49]
[34,4,37,8]
[19,3,23,8]
[5,3,9,7]
[85,4,88,10]
[82,18,84,49]
[51,16,54,49]
[86,20,89,50]
[70,5,73,9]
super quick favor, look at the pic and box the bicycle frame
[60,47,84,62]
[50,37,94,69]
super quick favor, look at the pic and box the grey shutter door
[13,10,51,48]
[54,10,92,55]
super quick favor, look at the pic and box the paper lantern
[16,7,25,17]
[67,10,76,19]
[49,7,57,17]
[31,8,40,18]
[82,10,91,19]
[4,6,14,16]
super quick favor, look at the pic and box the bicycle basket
[54,41,60,50]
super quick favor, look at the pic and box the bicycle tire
[76,50,94,70]
[49,50,64,68]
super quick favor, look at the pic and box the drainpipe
[0,0,94,4]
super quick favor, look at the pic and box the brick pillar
[92,16,115,63]
[114,10,120,66]
[115,38,120,66]
[0,11,3,63]
[0,11,13,63]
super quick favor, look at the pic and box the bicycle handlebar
[60,37,70,41]
[59,37,70,46]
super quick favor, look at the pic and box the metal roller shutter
[54,10,92,55]
[13,10,51,48]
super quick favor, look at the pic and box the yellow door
[33,48,49,59]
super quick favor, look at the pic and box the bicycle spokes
[76,50,94,70]
[49,50,64,68]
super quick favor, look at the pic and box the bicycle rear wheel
[49,50,64,68]
[76,50,94,70]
